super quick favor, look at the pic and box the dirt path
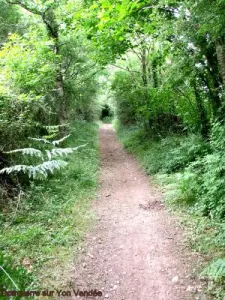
[66,124,203,300]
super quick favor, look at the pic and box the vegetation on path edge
[116,124,225,299]
[0,121,99,292]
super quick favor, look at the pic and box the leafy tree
[0,1,21,44]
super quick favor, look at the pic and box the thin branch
[76,71,99,85]
[130,48,142,61]
[6,0,42,16]
[110,63,141,75]
[174,87,196,113]
[63,58,73,74]
[70,63,97,78]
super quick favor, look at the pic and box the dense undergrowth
[116,122,225,299]
[0,121,99,292]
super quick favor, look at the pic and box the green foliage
[210,120,225,152]
[0,1,21,44]
[101,116,113,124]
[0,0,101,290]
[0,121,99,288]
[0,133,86,180]
[0,32,56,95]
[119,121,225,220]
[201,259,225,282]
[176,122,225,219]
[111,71,143,125]
[0,2,101,155]
[0,160,68,180]
[110,56,193,135]
[200,258,225,298]
[60,34,101,121]
[0,254,33,292]
[161,134,208,173]
[0,31,57,151]
[117,124,207,174]
[1,0,225,296]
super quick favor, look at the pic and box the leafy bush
[111,71,141,125]
[162,134,208,172]
[111,68,187,135]
[117,124,208,174]
[177,121,225,219]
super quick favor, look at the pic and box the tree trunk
[43,8,68,133]
[152,59,158,88]
[141,47,148,87]
[216,39,225,86]
[193,81,209,138]
[196,37,222,116]
[140,46,150,130]
[6,2,68,135]
[56,72,67,135]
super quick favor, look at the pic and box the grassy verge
[116,123,225,299]
[0,121,99,292]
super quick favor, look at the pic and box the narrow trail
[66,124,203,300]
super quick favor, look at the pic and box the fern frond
[0,165,30,175]
[29,135,72,146]
[5,148,43,158]
[28,160,68,179]
[52,135,71,146]
[1,133,85,180]
[46,148,73,160]
[0,160,68,180]
[28,137,52,144]
[43,124,70,130]
[45,144,87,160]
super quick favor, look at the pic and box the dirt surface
[65,124,204,300]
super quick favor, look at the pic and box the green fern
[45,145,86,160]
[29,134,71,146]
[0,135,86,180]
[5,148,43,158]
[43,124,69,131]
[52,134,71,146]
[28,137,52,145]
[0,160,68,179]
